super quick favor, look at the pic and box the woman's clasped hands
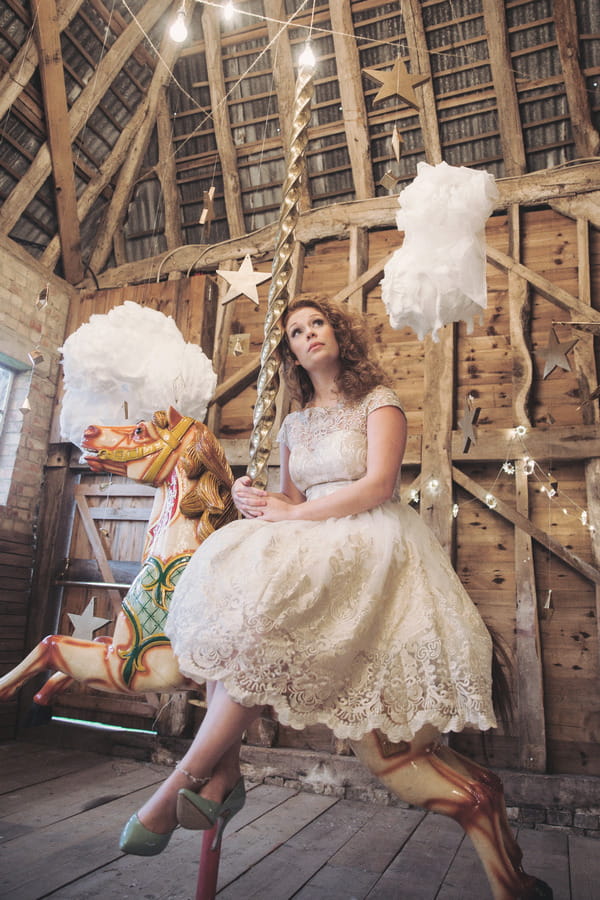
[231,475,298,522]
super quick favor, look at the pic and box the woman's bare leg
[137,682,260,834]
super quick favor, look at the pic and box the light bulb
[299,41,316,68]
[485,493,497,510]
[223,0,235,20]
[170,7,187,42]
[452,503,459,518]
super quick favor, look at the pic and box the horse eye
[134,425,144,437]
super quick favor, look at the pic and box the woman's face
[285,306,340,373]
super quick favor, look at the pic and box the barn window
[0,361,14,437]
[0,353,31,506]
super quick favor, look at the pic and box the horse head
[82,407,237,541]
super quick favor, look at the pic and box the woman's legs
[137,682,260,834]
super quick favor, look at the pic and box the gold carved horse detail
[0,409,552,899]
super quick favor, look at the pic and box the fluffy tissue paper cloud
[60,301,217,448]
[381,161,499,341]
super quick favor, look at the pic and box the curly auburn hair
[280,295,389,407]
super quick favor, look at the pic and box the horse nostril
[83,425,99,437]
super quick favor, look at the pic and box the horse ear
[167,406,183,428]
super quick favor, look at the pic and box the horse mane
[152,412,238,543]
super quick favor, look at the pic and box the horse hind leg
[351,729,553,900]
[0,634,115,702]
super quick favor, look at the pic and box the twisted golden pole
[247,60,314,488]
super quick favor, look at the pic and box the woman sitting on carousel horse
[120,293,498,855]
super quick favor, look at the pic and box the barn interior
[1,0,600,896]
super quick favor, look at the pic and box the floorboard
[1,740,598,899]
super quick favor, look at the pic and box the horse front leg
[351,729,553,900]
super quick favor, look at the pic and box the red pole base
[195,825,222,900]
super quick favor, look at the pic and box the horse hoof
[25,702,53,726]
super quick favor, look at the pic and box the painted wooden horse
[0,409,552,899]
[0,407,237,704]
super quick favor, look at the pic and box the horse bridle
[94,416,195,483]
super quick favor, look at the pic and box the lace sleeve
[276,417,290,447]
[364,385,404,416]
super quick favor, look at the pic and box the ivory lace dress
[166,385,497,742]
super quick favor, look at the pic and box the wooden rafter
[0,0,84,121]
[481,0,526,176]
[401,0,442,164]
[263,0,311,212]
[88,23,187,273]
[554,0,600,158]
[32,0,83,284]
[202,2,246,239]
[0,0,173,236]
[329,0,374,200]
[156,87,184,266]
[41,97,155,270]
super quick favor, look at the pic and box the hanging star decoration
[391,124,404,162]
[217,254,271,306]
[199,185,215,233]
[67,597,111,640]
[457,395,481,453]
[363,57,428,109]
[536,327,578,379]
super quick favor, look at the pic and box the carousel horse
[0,409,551,900]
[0,407,237,704]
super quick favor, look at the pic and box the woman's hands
[231,476,299,521]
[231,475,266,518]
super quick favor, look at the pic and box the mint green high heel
[119,812,175,856]
[176,777,246,838]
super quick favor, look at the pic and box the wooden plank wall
[48,206,599,777]
[0,527,33,735]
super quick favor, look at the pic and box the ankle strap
[175,763,209,787]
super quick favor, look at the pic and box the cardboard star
[363,57,428,108]
[457,397,481,453]
[67,597,111,640]
[217,254,271,306]
[199,185,215,230]
[536,328,578,378]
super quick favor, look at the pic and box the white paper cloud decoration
[381,161,499,341]
[60,301,217,448]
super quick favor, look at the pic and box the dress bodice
[277,385,403,498]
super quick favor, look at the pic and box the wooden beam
[88,24,186,273]
[572,216,600,673]
[421,328,455,554]
[41,89,156,270]
[330,0,375,199]
[401,0,443,164]
[549,192,600,230]
[202,2,246,238]
[0,0,172,236]
[452,466,600,586]
[155,86,184,271]
[347,226,369,314]
[84,160,600,288]
[32,0,83,284]
[487,245,600,325]
[508,205,546,772]
[263,0,311,212]
[554,0,600,157]
[481,0,526,175]
[0,0,84,121]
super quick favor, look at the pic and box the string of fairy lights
[408,421,596,538]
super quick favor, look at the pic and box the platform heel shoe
[177,777,246,846]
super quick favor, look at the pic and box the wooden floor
[0,741,598,900]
